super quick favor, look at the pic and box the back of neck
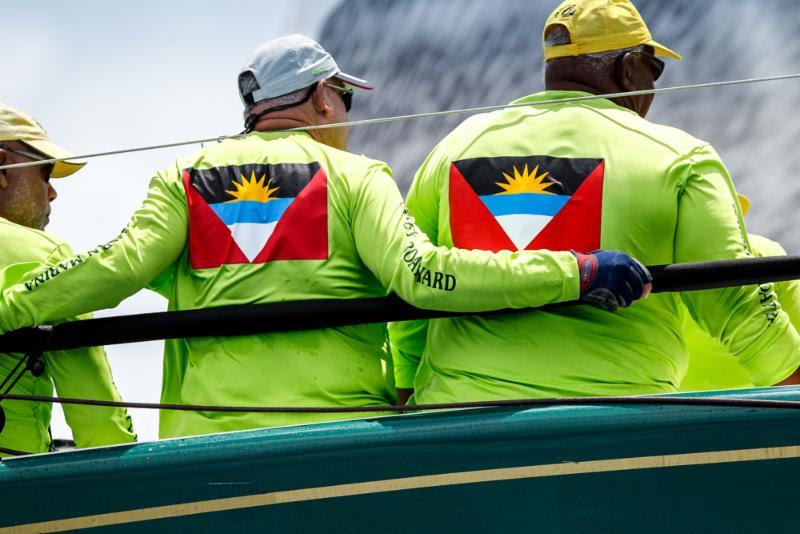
[545,81,602,94]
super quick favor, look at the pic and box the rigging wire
[0,72,798,173]
[2,392,800,413]
[0,72,798,452]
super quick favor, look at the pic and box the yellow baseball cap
[0,102,86,178]
[543,0,681,61]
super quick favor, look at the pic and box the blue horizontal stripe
[480,193,569,217]
[210,198,294,225]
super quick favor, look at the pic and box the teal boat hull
[3,387,800,532]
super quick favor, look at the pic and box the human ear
[617,52,639,92]
[310,81,335,118]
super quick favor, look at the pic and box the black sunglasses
[629,51,665,81]
[616,50,665,83]
[1,146,54,177]
[325,81,354,112]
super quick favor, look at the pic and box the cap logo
[311,66,329,75]
[554,4,577,19]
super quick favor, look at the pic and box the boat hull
[2,387,800,532]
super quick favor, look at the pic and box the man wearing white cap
[0,35,647,439]
[0,103,135,456]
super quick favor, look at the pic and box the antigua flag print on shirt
[449,156,604,253]
[184,163,328,268]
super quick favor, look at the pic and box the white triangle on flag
[494,214,552,251]
[227,222,278,262]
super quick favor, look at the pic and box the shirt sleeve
[389,319,428,389]
[0,170,188,333]
[350,161,580,313]
[749,235,800,335]
[387,148,447,389]
[3,244,136,448]
[45,338,137,448]
[673,146,800,386]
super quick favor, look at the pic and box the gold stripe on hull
[5,444,800,533]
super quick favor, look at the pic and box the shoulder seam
[580,105,706,157]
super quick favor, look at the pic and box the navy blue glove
[572,250,652,311]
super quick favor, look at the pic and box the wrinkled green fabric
[390,91,800,402]
[0,218,134,455]
[680,235,800,391]
[0,131,579,438]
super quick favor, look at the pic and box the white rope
[1,72,798,172]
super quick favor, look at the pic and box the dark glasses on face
[3,146,47,162]
[1,146,53,177]
[326,81,354,112]
[633,51,665,81]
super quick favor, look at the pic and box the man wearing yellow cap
[681,196,800,391]
[0,103,135,456]
[390,0,800,405]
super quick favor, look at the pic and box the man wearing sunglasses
[0,35,648,439]
[391,0,800,406]
[0,103,135,456]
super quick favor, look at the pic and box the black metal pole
[1,255,800,353]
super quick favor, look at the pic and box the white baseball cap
[238,34,373,107]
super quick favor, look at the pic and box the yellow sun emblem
[225,171,279,203]
[495,164,555,195]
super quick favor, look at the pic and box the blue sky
[4,0,339,442]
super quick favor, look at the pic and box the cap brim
[336,71,373,90]
[24,139,86,178]
[738,193,751,217]
[649,40,682,60]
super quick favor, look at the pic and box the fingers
[620,281,634,308]
[584,288,619,312]
[578,250,651,311]
[621,257,651,306]
[642,282,652,299]
[626,265,644,302]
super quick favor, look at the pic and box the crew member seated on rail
[0,36,649,439]
[0,103,135,456]
[389,0,800,405]
[680,196,800,391]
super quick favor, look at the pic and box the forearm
[389,225,579,311]
[0,173,187,333]
[354,167,579,313]
[0,228,166,332]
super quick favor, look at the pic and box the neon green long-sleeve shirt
[0,218,135,455]
[0,131,579,438]
[680,235,800,391]
[390,91,800,402]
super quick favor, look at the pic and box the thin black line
[0,355,25,393]
[3,255,800,354]
[2,393,800,413]
[0,445,32,456]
